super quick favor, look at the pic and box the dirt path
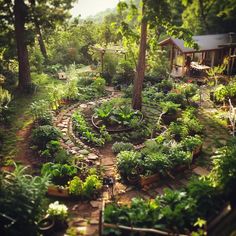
[15,122,36,169]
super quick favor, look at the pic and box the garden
[0,1,236,236]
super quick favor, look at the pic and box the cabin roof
[159,33,236,53]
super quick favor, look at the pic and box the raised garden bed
[91,113,143,133]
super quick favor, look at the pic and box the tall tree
[14,0,31,90]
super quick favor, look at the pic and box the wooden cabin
[158,33,236,77]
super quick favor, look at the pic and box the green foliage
[29,99,51,120]
[160,101,180,114]
[180,135,203,152]
[209,139,236,197]
[104,189,198,233]
[0,164,49,236]
[117,151,142,178]
[95,98,142,127]
[68,174,102,199]
[91,77,106,94]
[187,178,224,219]
[31,125,61,150]
[112,142,135,154]
[72,111,105,146]
[213,84,229,102]
[144,151,172,175]
[68,176,83,196]
[168,122,189,140]
[41,162,77,185]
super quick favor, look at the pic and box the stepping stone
[90,200,101,208]
[79,149,90,155]
[88,102,96,106]
[80,104,87,108]
[193,166,210,176]
[87,153,99,160]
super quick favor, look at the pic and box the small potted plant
[47,201,68,230]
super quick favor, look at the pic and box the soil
[14,122,39,170]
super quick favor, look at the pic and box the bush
[91,77,106,94]
[47,201,68,221]
[112,142,135,154]
[0,164,49,236]
[41,162,77,185]
[117,151,142,178]
[31,125,61,150]
[68,175,102,199]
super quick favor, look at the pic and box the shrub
[83,175,102,198]
[112,142,135,154]
[31,125,61,150]
[180,135,203,152]
[168,122,189,140]
[0,164,49,235]
[68,176,83,196]
[91,77,106,94]
[213,84,229,102]
[41,162,77,185]
[29,100,50,119]
[144,152,172,175]
[117,151,142,178]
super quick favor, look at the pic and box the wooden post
[182,53,186,77]
[170,45,174,72]
[211,51,215,67]
[227,48,232,75]
[101,50,105,74]
[230,48,236,74]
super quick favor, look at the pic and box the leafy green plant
[144,152,172,175]
[160,101,180,115]
[68,176,83,196]
[31,125,61,150]
[41,162,77,185]
[0,164,49,235]
[83,174,102,198]
[169,147,192,167]
[180,135,203,152]
[117,151,142,179]
[91,77,106,94]
[213,84,229,103]
[168,122,189,141]
[112,142,135,154]
[72,111,105,146]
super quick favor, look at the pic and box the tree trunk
[14,0,31,91]
[30,0,48,59]
[35,20,48,59]
[132,4,147,111]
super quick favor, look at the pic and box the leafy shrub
[83,175,102,198]
[169,147,192,167]
[41,162,77,185]
[91,77,106,94]
[157,79,173,93]
[164,92,186,107]
[0,164,49,235]
[168,122,189,140]
[187,178,224,219]
[144,152,172,175]
[31,125,61,150]
[180,135,203,152]
[104,189,198,233]
[95,98,142,128]
[213,84,228,102]
[68,175,102,198]
[112,142,135,154]
[29,100,51,120]
[117,151,142,178]
[68,176,83,196]
[160,101,180,115]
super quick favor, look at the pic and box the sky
[71,0,120,18]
